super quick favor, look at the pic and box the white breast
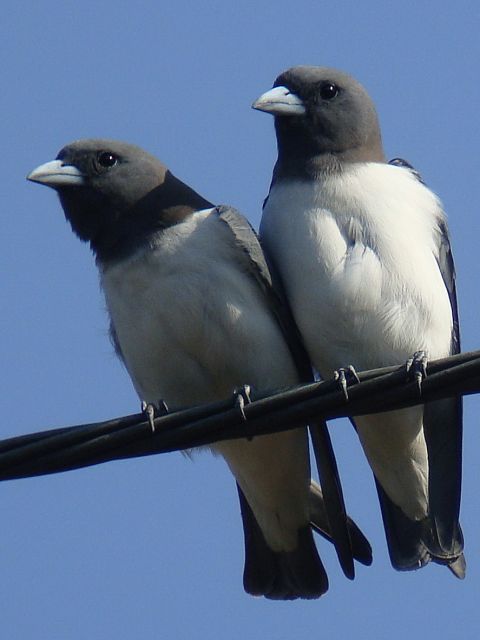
[100,209,311,550]
[260,163,454,520]
[261,163,453,375]
[101,209,298,408]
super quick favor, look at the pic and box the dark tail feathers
[309,480,372,567]
[237,486,328,599]
[376,481,465,578]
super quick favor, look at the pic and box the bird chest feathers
[100,211,297,406]
[261,163,453,370]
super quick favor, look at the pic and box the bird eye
[97,152,118,168]
[319,83,339,100]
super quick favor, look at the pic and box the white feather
[261,163,453,520]
[101,208,310,551]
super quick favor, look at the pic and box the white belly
[101,209,310,549]
[261,164,453,519]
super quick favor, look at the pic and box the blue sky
[2,1,479,638]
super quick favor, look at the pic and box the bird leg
[233,384,252,421]
[405,350,428,396]
[141,399,169,433]
[334,366,360,401]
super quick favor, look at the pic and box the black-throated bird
[28,138,371,599]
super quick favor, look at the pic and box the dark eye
[319,83,339,100]
[97,152,118,168]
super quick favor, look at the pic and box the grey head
[253,66,385,179]
[27,139,212,263]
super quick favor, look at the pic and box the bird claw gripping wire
[141,400,169,433]
[233,385,252,421]
[334,366,360,401]
[406,351,428,396]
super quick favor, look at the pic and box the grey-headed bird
[253,66,464,577]
[27,139,371,599]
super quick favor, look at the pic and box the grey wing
[385,160,464,571]
[389,158,460,352]
[109,322,124,361]
[436,220,460,354]
[215,205,313,380]
[425,215,463,561]
[388,157,425,184]
[215,205,365,579]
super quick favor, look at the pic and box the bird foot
[334,366,360,401]
[405,351,428,396]
[141,399,169,433]
[233,385,252,422]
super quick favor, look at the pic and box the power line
[0,350,478,481]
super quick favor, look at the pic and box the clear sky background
[2,2,479,638]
